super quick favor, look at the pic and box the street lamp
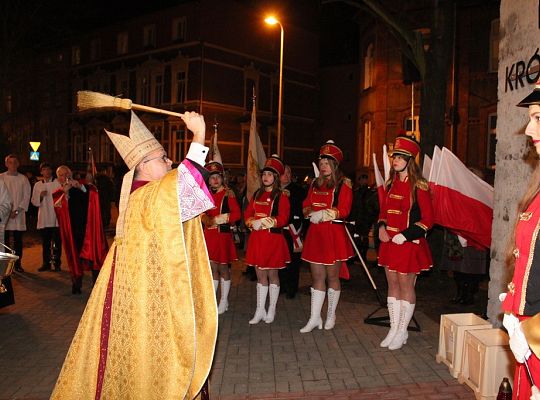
[264,15,284,158]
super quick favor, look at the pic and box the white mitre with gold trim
[105,111,164,237]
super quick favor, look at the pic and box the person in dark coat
[279,165,306,299]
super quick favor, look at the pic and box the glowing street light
[264,15,284,158]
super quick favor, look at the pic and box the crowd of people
[5,105,529,398]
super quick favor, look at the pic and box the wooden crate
[458,328,515,400]
[435,313,492,378]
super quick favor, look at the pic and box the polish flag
[422,154,432,180]
[430,148,493,249]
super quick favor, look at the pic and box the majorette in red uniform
[377,135,433,351]
[501,81,540,400]
[245,155,290,325]
[201,160,241,314]
[300,140,353,333]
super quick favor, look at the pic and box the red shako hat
[392,135,421,158]
[262,154,285,176]
[319,140,343,163]
[205,160,224,175]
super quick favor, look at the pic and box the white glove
[309,210,324,224]
[320,208,338,222]
[260,217,275,229]
[499,293,507,302]
[214,213,229,225]
[503,312,520,337]
[251,219,263,231]
[531,386,540,400]
[392,233,406,245]
[509,323,532,363]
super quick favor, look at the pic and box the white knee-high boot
[388,300,415,350]
[218,278,231,314]
[213,279,219,293]
[324,288,341,330]
[264,284,280,323]
[300,288,326,333]
[380,297,401,347]
[249,283,268,324]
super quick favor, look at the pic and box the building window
[143,25,156,48]
[487,113,497,169]
[176,71,186,103]
[404,116,420,137]
[154,74,163,105]
[363,43,374,90]
[363,120,372,167]
[141,75,150,104]
[172,17,187,42]
[71,46,81,65]
[489,19,499,73]
[5,93,12,114]
[90,38,101,61]
[117,32,129,55]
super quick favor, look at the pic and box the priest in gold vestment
[51,111,217,400]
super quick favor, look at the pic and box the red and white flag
[246,102,266,201]
[430,148,493,249]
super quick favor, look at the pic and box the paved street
[0,241,477,399]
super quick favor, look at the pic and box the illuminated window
[363,120,372,167]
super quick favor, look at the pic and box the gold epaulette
[226,188,236,198]
[342,177,352,189]
[282,188,290,197]
[416,179,429,191]
[385,178,393,187]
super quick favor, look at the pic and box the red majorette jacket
[203,187,241,230]
[502,193,540,316]
[378,176,433,241]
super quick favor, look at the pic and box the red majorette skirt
[302,222,353,265]
[204,228,238,264]
[378,238,433,274]
[245,230,290,269]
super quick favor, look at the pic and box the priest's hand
[182,112,206,145]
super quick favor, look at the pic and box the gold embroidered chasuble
[51,169,218,399]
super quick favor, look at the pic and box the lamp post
[264,16,284,158]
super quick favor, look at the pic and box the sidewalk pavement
[0,242,475,399]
